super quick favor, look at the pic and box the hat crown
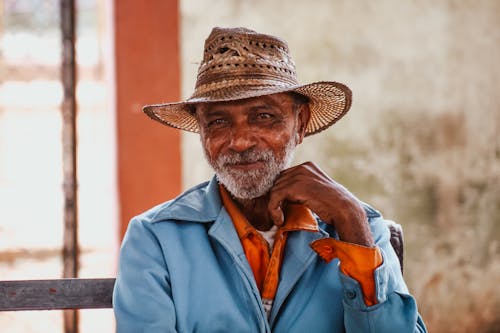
[193,27,299,97]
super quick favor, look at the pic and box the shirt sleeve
[311,238,383,306]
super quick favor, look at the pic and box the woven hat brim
[143,81,352,136]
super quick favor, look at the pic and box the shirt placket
[261,229,288,318]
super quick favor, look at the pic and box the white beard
[204,139,297,199]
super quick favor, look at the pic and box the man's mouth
[225,160,265,171]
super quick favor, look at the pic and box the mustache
[217,149,274,166]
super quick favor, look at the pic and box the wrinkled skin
[195,92,374,247]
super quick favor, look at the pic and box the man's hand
[268,161,375,247]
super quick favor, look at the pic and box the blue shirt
[113,177,427,332]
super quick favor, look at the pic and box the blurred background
[1,0,499,332]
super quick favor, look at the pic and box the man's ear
[296,103,310,144]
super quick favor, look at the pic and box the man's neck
[233,195,274,231]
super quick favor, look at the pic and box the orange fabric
[219,186,269,290]
[311,238,383,306]
[219,186,317,300]
[219,185,382,307]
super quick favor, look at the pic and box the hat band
[191,77,300,99]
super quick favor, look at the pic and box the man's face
[195,93,309,199]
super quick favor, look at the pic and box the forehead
[196,92,296,114]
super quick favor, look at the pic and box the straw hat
[143,27,352,136]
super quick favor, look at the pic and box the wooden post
[114,0,181,239]
[60,0,79,332]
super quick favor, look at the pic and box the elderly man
[113,27,427,332]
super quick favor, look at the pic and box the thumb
[268,201,285,227]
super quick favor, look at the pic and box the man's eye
[257,113,273,120]
[207,118,227,127]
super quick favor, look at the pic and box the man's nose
[227,125,257,152]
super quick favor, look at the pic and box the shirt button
[345,290,356,299]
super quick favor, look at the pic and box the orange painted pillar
[114,0,181,239]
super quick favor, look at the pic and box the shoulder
[129,178,222,230]
[121,181,216,247]
[137,181,211,222]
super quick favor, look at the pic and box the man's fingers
[269,204,285,227]
[269,161,339,227]
[268,196,285,226]
[268,171,309,227]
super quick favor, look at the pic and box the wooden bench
[0,222,403,311]
[0,278,115,311]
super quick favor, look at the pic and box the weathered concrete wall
[180,1,500,332]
